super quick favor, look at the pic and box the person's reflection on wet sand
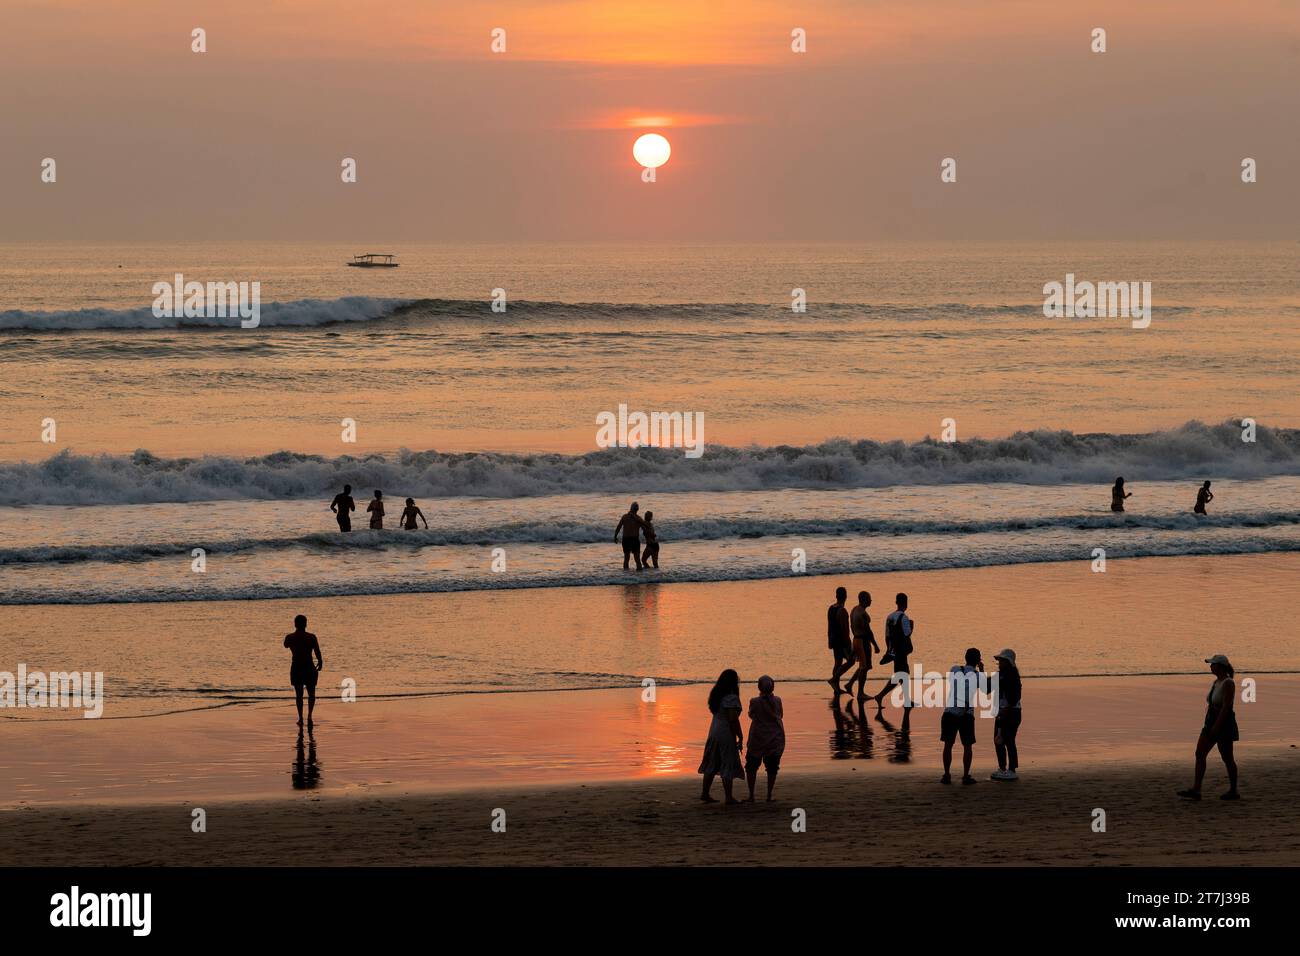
[874,707,912,763]
[828,695,856,759]
[845,697,876,760]
[292,729,322,790]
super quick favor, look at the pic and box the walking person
[1194,481,1214,515]
[940,648,983,785]
[329,484,356,532]
[283,614,323,729]
[366,489,385,529]
[1178,655,1240,801]
[698,669,745,805]
[871,593,915,708]
[826,586,854,693]
[613,501,645,571]
[1111,476,1132,513]
[843,590,880,700]
[744,676,786,802]
[990,648,1022,780]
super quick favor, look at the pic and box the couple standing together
[613,501,661,570]
[828,587,914,705]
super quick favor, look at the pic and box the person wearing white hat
[990,649,1022,781]
[1177,655,1239,801]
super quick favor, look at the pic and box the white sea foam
[2,421,1295,507]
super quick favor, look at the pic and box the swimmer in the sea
[401,497,429,530]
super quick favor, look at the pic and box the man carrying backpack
[871,592,915,709]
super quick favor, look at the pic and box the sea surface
[0,241,1296,714]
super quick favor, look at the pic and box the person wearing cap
[1178,655,1240,801]
[940,648,984,785]
[744,676,786,802]
[990,648,1022,781]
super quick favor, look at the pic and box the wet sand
[2,675,1298,865]
[6,750,1297,867]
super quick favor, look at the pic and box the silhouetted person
[844,590,880,699]
[941,647,984,785]
[283,614,323,728]
[330,484,355,532]
[1111,477,1132,512]
[367,490,385,529]
[698,669,744,805]
[991,648,1022,781]
[1179,655,1240,800]
[401,497,429,530]
[1194,481,1214,515]
[826,586,853,693]
[872,593,915,708]
[744,676,785,802]
[641,510,660,568]
[613,501,644,570]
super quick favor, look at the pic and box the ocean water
[0,241,1296,713]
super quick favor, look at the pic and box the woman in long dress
[698,669,745,805]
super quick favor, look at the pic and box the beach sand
[3,675,1298,865]
[7,751,1298,867]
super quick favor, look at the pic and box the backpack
[886,612,913,657]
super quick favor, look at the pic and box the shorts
[892,654,910,674]
[1201,711,1239,744]
[851,637,872,669]
[745,752,782,774]
[831,640,854,665]
[940,712,976,746]
[369,517,382,529]
[291,663,318,690]
[622,538,640,555]
[337,514,351,532]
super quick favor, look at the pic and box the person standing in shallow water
[330,484,355,532]
[366,490,385,529]
[283,614,323,728]
[1178,655,1240,801]
[613,501,644,570]
[400,497,429,530]
[1194,481,1214,515]
[698,669,744,805]
[1111,477,1132,512]
[640,510,660,568]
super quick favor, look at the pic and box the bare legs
[1182,735,1238,798]
[294,684,317,727]
[701,773,740,805]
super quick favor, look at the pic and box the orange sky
[1,0,1296,239]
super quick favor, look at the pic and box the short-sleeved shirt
[827,604,850,648]
[945,664,982,715]
[284,631,320,667]
[747,694,786,757]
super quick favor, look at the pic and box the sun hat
[993,648,1016,665]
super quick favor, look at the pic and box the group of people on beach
[1110,476,1215,514]
[696,583,1241,803]
[330,485,429,531]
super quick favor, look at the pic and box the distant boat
[347,253,400,268]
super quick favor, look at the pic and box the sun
[633,133,671,169]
